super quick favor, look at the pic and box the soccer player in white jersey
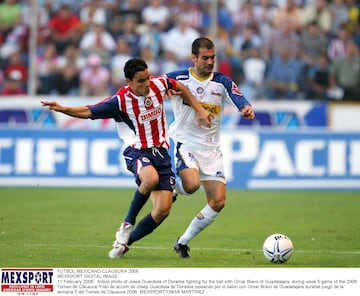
[41,58,212,259]
[167,37,255,258]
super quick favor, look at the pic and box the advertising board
[1,128,358,190]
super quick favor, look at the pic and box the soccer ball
[263,233,294,263]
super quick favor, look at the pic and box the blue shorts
[123,146,175,191]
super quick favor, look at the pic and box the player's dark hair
[124,58,148,80]
[192,37,215,56]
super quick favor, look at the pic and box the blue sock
[125,189,149,225]
[128,213,159,246]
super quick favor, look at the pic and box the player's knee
[141,176,159,193]
[179,170,200,194]
[183,182,200,194]
[210,199,225,212]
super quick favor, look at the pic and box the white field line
[3,243,360,255]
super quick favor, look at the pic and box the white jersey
[167,69,250,149]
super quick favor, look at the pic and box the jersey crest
[196,86,205,95]
[144,96,153,108]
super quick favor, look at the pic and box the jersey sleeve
[154,74,178,91]
[215,72,251,110]
[88,96,124,121]
[88,96,136,132]
[166,77,177,90]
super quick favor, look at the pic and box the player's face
[127,69,151,96]
[192,47,215,77]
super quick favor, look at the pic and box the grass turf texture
[0,188,359,268]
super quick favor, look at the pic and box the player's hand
[166,89,182,100]
[41,100,63,112]
[196,109,213,128]
[240,105,255,119]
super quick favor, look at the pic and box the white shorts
[174,142,226,184]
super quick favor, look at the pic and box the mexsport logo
[1,268,54,293]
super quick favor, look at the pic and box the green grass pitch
[0,187,359,268]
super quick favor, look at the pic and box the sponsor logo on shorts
[169,176,175,186]
[216,171,225,179]
[142,157,150,163]
[188,152,195,161]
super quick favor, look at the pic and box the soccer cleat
[116,222,133,245]
[173,238,191,258]
[108,240,129,259]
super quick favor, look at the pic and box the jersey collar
[189,67,213,82]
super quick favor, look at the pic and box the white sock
[178,204,219,245]
[175,176,191,195]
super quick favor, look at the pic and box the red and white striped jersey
[89,76,177,149]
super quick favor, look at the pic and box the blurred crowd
[0,0,359,101]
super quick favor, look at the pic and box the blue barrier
[1,128,359,190]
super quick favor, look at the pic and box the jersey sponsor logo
[231,82,243,96]
[139,105,163,123]
[211,89,222,97]
[200,102,220,115]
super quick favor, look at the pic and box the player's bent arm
[175,81,202,113]
[175,81,213,127]
[41,100,92,119]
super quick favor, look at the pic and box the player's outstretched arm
[175,81,213,128]
[41,100,92,119]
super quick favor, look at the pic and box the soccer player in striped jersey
[41,58,212,259]
[167,37,255,258]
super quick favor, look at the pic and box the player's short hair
[192,37,215,56]
[124,58,148,80]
